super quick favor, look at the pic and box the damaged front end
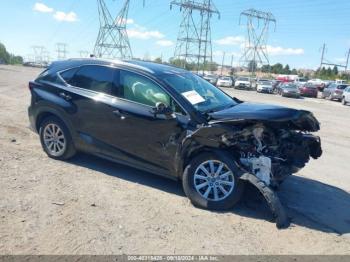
[189,107,322,228]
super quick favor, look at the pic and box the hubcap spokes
[194,160,235,201]
[43,124,66,156]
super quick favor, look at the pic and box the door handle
[59,92,72,101]
[113,109,126,120]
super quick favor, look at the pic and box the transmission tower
[239,9,276,73]
[79,50,90,58]
[320,43,350,71]
[171,0,220,71]
[94,0,135,59]
[56,43,68,60]
[32,46,45,64]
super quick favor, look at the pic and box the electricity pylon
[32,46,45,64]
[171,0,220,71]
[239,9,276,74]
[320,43,350,71]
[94,0,134,59]
[79,50,90,58]
[56,43,68,60]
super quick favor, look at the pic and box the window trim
[57,64,189,117]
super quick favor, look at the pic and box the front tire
[182,152,245,210]
[39,116,76,160]
[342,97,347,105]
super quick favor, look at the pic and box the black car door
[107,69,188,175]
[59,65,136,163]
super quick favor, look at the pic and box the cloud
[33,2,54,13]
[127,29,164,39]
[215,36,245,46]
[116,17,134,25]
[156,40,174,47]
[53,11,78,22]
[266,45,304,56]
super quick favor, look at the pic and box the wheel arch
[35,107,75,138]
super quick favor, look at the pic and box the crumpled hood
[209,102,320,131]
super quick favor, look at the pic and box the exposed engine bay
[225,123,323,188]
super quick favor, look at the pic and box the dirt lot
[1,65,350,255]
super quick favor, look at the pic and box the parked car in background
[308,79,325,91]
[217,76,233,87]
[342,86,350,105]
[335,79,347,85]
[256,79,273,93]
[321,83,349,101]
[279,83,301,98]
[295,77,308,86]
[203,74,218,86]
[298,83,318,98]
[234,77,251,90]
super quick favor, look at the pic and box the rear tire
[182,152,245,211]
[39,116,76,160]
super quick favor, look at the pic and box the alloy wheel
[43,123,66,157]
[193,160,235,201]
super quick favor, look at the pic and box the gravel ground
[0,65,350,255]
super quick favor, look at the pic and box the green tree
[153,57,162,64]
[248,60,257,72]
[0,42,23,65]
[333,66,339,76]
[283,64,291,74]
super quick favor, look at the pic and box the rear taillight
[335,89,342,94]
[28,82,34,91]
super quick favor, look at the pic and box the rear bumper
[28,106,37,133]
[282,92,300,98]
[332,93,343,100]
[258,88,273,93]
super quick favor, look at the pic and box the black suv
[28,59,322,215]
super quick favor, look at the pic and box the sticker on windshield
[181,90,205,105]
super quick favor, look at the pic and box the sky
[1,0,350,69]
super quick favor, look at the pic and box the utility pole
[320,43,326,69]
[94,0,142,59]
[239,9,276,75]
[56,43,68,60]
[345,48,350,72]
[171,0,220,72]
[220,51,226,76]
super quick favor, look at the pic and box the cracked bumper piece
[240,173,290,229]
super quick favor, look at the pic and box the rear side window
[36,68,63,84]
[60,67,80,84]
[70,65,117,95]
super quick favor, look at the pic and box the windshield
[258,80,272,85]
[237,77,249,81]
[337,85,348,90]
[283,84,298,89]
[160,73,237,113]
[220,77,231,81]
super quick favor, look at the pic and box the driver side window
[119,70,184,114]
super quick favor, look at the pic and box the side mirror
[152,102,174,119]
